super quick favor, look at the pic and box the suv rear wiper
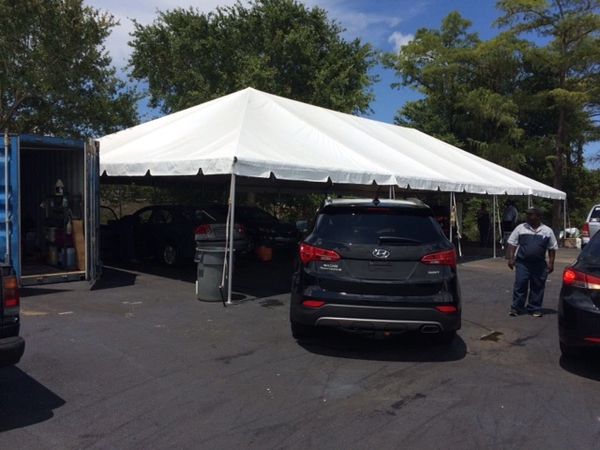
[378,236,422,244]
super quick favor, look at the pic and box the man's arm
[547,229,558,273]
[507,245,517,270]
[506,226,520,270]
[547,250,556,274]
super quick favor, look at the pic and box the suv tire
[291,322,316,340]
[560,341,583,359]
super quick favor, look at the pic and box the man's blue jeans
[512,261,548,312]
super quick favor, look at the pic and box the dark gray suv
[290,198,461,343]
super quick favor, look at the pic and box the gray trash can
[194,246,232,302]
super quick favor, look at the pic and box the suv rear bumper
[291,302,461,332]
[0,336,25,367]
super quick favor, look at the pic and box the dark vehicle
[216,206,300,249]
[558,231,600,358]
[118,205,248,266]
[290,198,461,343]
[100,205,120,260]
[0,269,25,368]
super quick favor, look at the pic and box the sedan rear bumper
[559,294,600,348]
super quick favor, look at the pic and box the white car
[582,204,600,247]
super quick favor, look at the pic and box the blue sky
[86,0,598,163]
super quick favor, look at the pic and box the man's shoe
[531,310,543,318]
[509,308,519,317]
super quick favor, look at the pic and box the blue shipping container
[0,134,99,285]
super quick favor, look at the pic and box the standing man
[476,202,491,247]
[502,200,519,234]
[507,208,558,317]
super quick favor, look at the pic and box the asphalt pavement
[1,248,599,450]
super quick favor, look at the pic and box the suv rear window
[313,208,445,245]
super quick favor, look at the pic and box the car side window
[152,209,173,224]
[137,209,153,224]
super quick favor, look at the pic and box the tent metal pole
[227,173,236,305]
[453,193,463,257]
[388,185,392,199]
[563,198,567,239]
[449,193,453,243]
[492,195,497,259]
[528,195,533,208]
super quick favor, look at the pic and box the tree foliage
[0,0,138,137]
[386,2,600,226]
[129,0,376,114]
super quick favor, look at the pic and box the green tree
[497,0,600,226]
[384,12,529,172]
[0,0,138,137]
[129,0,376,114]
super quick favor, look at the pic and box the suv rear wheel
[560,341,583,359]
[290,322,316,340]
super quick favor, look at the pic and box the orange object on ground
[256,246,272,262]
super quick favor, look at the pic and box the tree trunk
[552,108,566,232]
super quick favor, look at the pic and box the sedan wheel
[162,244,178,266]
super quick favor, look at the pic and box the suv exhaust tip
[420,324,441,334]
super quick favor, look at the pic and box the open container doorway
[5,135,100,286]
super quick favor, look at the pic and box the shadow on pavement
[20,287,72,298]
[559,353,600,382]
[0,366,65,432]
[92,267,138,291]
[298,329,467,363]
[103,250,295,299]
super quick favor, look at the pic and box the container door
[0,135,20,276]
[85,139,100,286]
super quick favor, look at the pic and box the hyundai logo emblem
[372,248,390,259]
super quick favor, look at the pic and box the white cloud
[87,1,244,68]
[86,0,421,69]
[388,31,414,53]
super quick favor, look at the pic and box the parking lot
[1,248,599,449]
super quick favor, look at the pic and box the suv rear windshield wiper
[378,236,423,244]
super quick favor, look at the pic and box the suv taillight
[3,275,19,312]
[582,223,590,237]
[421,249,457,269]
[563,268,600,290]
[299,243,341,265]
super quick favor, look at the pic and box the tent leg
[388,185,392,199]
[563,199,567,240]
[227,173,236,305]
[452,193,462,257]
[492,195,497,259]
[528,195,533,208]
[449,193,453,243]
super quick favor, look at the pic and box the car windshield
[100,206,118,225]
[181,208,227,224]
[313,208,444,245]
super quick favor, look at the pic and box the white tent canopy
[99,87,565,200]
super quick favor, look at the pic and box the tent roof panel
[98,87,566,200]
